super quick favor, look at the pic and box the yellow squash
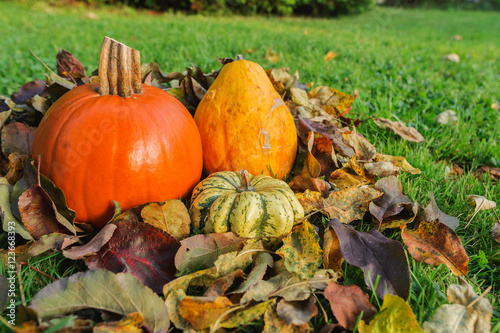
[194,59,297,179]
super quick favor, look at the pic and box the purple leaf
[330,218,410,300]
[11,80,46,104]
[85,220,180,294]
[369,176,412,223]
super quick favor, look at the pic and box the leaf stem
[211,304,246,332]
[16,262,26,306]
[19,262,57,281]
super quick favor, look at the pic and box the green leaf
[0,177,32,240]
[30,269,170,333]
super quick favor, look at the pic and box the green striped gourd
[190,170,304,238]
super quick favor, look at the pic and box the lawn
[1,0,499,330]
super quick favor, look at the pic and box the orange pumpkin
[32,37,203,228]
[194,59,297,179]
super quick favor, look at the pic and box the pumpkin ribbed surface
[32,83,203,228]
[194,59,297,179]
[190,170,304,238]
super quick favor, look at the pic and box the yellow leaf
[329,168,368,190]
[220,300,272,329]
[295,190,323,215]
[375,153,421,174]
[349,155,365,176]
[324,51,338,62]
[141,200,190,240]
[358,294,423,332]
[276,221,323,280]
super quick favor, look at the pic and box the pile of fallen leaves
[0,50,498,332]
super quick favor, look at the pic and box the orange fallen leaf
[401,221,469,276]
[323,227,343,272]
[178,296,233,330]
[324,51,338,62]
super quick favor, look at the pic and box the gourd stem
[236,170,256,193]
[98,36,142,98]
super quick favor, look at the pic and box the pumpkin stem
[98,36,142,98]
[236,170,256,193]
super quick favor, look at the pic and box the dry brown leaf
[263,299,311,333]
[265,48,280,63]
[323,282,377,330]
[5,152,25,184]
[491,222,500,242]
[329,168,368,190]
[296,186,382,224]
[416,193,459,230]
[465,195,497,227]
[341,130,377,161]
[203,269,245,298]
[466,195,497,212]
[473,165,500,182]
[373,118,425,142]
[364,161,399,177]
[423,279,493,332]
[289,174,331,197]
[297,117,355,158]
[309,86,356,116]
[1,122,37,156]
[277,297,318,326]
[375,153,421,174]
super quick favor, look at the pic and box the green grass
[1,0,499,330]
